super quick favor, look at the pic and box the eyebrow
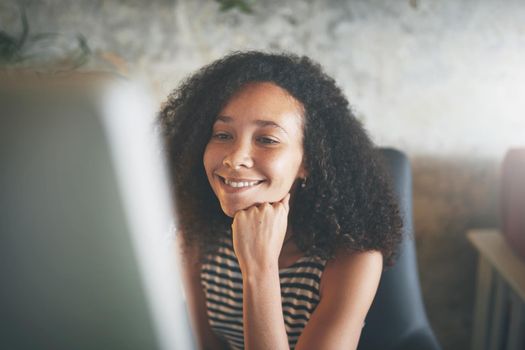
[216,115,288,134]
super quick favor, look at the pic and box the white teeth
[224,178,260,188]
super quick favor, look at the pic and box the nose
[223,140,254,169]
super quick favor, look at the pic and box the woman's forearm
[242,264,290,350]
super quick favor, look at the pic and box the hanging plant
[0,2,90,72]
[215,0,255,14]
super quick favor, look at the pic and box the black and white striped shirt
[201,237,327,350]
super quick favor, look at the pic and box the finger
[232,209,244,222]
[254,202,268,208]
[260,202,271,210]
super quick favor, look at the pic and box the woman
[159,51,402,349]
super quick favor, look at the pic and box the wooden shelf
[468,229,525,350]
[467,229,525,301]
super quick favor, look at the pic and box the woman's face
[203,82,307,217]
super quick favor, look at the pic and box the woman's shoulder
[320,248,383,297]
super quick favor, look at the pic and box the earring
[300,178,307,188]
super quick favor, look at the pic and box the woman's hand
[231,193,291,273]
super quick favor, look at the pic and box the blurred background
[2,0,524,349]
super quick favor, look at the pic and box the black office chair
[357,148,441,350]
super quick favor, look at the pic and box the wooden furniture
[468,229,525,350]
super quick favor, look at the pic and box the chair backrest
[357,148,441,350]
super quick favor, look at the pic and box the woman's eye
[212,132,232,140]
[257,136,279,145]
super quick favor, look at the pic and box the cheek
[266,151,303,184]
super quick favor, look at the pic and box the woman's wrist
[240,259,280,280]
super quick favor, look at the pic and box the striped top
[201,237,327,350]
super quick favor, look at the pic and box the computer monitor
[0,73,196,350]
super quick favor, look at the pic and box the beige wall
[4,0,524,348]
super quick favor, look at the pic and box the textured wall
[3,0,525,348]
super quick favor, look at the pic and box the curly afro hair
[158,51,402,267]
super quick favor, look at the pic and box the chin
[220,200,258,218]
[220,203,243,218]
[222,208,235,218]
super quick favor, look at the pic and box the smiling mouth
[218,176,264,189]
